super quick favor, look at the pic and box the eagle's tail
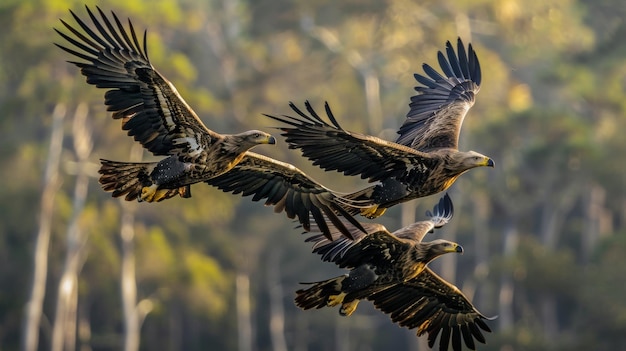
[295,275,346,310]
[98,159,190,202]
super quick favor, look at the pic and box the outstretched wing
[55,6,221,160]
[396,38,481,152]
[368,268,494,351]
[205,152,367,240]
[305,219,416,270]
[305,220,387,264]
[266,101,438,183]
[305,194,453,265]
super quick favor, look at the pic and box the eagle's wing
[304,222,413,269]
[368,268,494,351]
[205,152,366,240]
[396,38,481,151]
[393,193,454,242]
[305,194,453,265]
[55,6,221,160]
[266,101,437,183]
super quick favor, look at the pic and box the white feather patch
[174,136,203,157]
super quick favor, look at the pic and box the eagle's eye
[253,133,261,138]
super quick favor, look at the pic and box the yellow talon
[340,300,359,316]
[327,292,346,307]
[361,205,387,219]
[152,188,174,202]
[140,184,159,202]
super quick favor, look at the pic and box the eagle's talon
[340,300,359,316]
[361,205,386,219]
[141,184,159,202]
[327,292,346,307]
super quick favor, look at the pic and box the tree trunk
[120,144,144,351]
[267,249,288,351]
[301,16,382,134]
[236,273,253,351]
[22,103,66,351]
[77,297,91,351]
[536,185,579,340]
[120,206,139,351]
[582,184,607,263]
[292,312,309,351]
[499,221,518,331]
[471,191,491,310]
[51,104,92,351]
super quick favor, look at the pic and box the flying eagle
[55,7,277,203]
[55,6,371,240]
[295,194,494,350]
[266,39,494,219]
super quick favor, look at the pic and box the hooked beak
[485,158,495,167]
[265,135,277,145]
[443,243,464,254]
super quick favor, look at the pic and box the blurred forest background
[1,0,626,350]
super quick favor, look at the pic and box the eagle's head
[222,130,276,155]
[231,130,277,151]
[454,150,494,171]
[243,130,276,145]
[415,239,463,264]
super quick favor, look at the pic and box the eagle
[56,6,277,202]
[266,39,494,219]
[295,194,494,350]
[55,6,371,240]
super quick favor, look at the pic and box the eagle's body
[296,194,494,350]
[267,39,494,218]
[344,148,488,216]
[55,6,372,239]
[99,131,272,202]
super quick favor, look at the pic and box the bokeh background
[2,0,625,350]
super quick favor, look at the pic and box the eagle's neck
[220,135,253,155]
[401,243,438,281]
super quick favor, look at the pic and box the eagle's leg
[339,300,359,316]
[151,188,176,202]
[327,292,346,307]
[140,185,188,202]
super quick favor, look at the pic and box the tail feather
[98,159,190,202]
[99,159,155,201]
[295,275,346,310]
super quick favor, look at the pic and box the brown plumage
[295,194,494,350]
[55,6,276,203]
[204,152,373,239]
[56,6,375,240]
[266,39,494,218]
